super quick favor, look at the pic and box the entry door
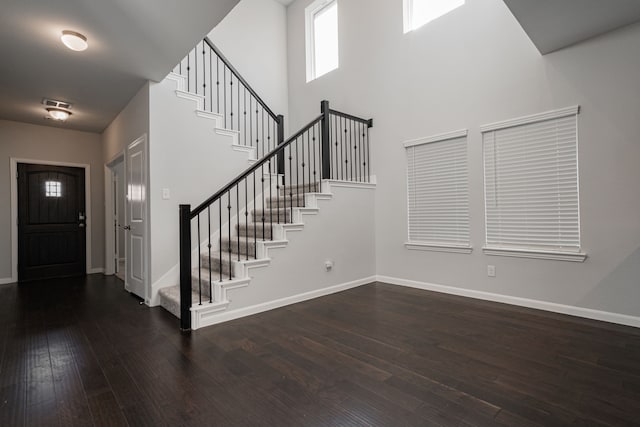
[125,136,147,299]
[17,163,86,281]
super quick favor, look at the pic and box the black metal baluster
[358,120,361,181]
[207,206,212,303]
[312,124,317,192]
[216,57,220,114]
[253,171,257,257]
[301,131,306,199]
[187,50,191,92]
[223,67,227,128]
[236,186,240,261]
[261,164,265,241]
[257,106,260,157]
[268,158,273,240]
[202,43,206,109]
[227,191,232,280]
[209,47,212,113]
[218,200,222,282]
[288,144,293,224]
[230,74,234,130]
[250,98,253,150]
[366,125,371,182]
[261,108,265,159]
[195,44,199,98]
[330,115,340,179]
[197,214,201,305]
[243,88,247,146]
[245,179,249,260]
[351,120,355,181]
[344,119,349,181]
[295,138,300,209]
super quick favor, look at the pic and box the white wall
[102,83,150,163]
[286,0,640,318]
[208,0,290,126]
[0,120,105,280]
[199,183,376,326]
[147,76,261,304]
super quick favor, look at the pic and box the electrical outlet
[487,265,496,277]
[162,188,170,200]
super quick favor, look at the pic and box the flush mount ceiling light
[61,30,88,51]
[47,107,72,121]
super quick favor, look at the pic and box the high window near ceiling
[305,0,339,82]
[403,0,465,33]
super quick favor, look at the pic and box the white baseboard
[377,275,640,329]
[193,275,376,330]
[0,277,15,285]
[88,268,105,274]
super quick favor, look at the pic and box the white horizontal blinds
[407,136,470,245]
[483,113,580,251]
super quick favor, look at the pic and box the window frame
[403,0,465,33]
[305,0,339,82]
[404,129,472,254]
[480,106,587,262]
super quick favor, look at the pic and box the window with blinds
[482,106,586,261]
[405,130,471,253]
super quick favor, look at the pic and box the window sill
[405,242,473,254]
[482,247,587,262]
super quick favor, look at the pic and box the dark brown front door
[17,163,86,281]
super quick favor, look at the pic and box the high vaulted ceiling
[0,0,239,132]
[2,0,639,133]
[503,0,640,54]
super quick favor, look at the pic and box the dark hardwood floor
[1,276,640,426]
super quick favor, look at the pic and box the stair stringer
[189,180,376,329]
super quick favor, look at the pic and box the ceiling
[0,0,239,133]
[503,0,640,54]
[2,0,639,133]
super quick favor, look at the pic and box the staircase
[157,38,374,330]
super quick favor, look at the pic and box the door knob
[123,225,131,230]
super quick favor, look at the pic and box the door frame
[104,152,124,277]
[9,158,93,283]
[103,134,150,304]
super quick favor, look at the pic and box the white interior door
[125,136,147,300]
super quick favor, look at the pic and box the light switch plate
[162,188,170,200]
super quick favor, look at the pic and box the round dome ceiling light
[47,108,72,121]
[61,30,88,51]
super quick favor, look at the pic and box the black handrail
[203,37,278,121]
[174,38,284,159]
[178,101,372,331]
[191,114,323,218]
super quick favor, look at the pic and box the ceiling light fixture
[61,30,88,51]
[47,107,72,121]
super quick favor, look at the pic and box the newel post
[179,204,192,331]
[276,114,285,175]
[320,100,331,179]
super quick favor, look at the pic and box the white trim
[377,275,640,329]
[403,129,468,148]
[0,278,15,285]
[305,0,339,82]
[191,275,375,329]
[10,158,95,282]
[88,268,105,274]
[483,247,587,262]
[480,105,580,133]
[104,152,125,277]
[324,180,376,190]
[405,242,472,254]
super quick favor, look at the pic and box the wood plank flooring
[1,275,640,426]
